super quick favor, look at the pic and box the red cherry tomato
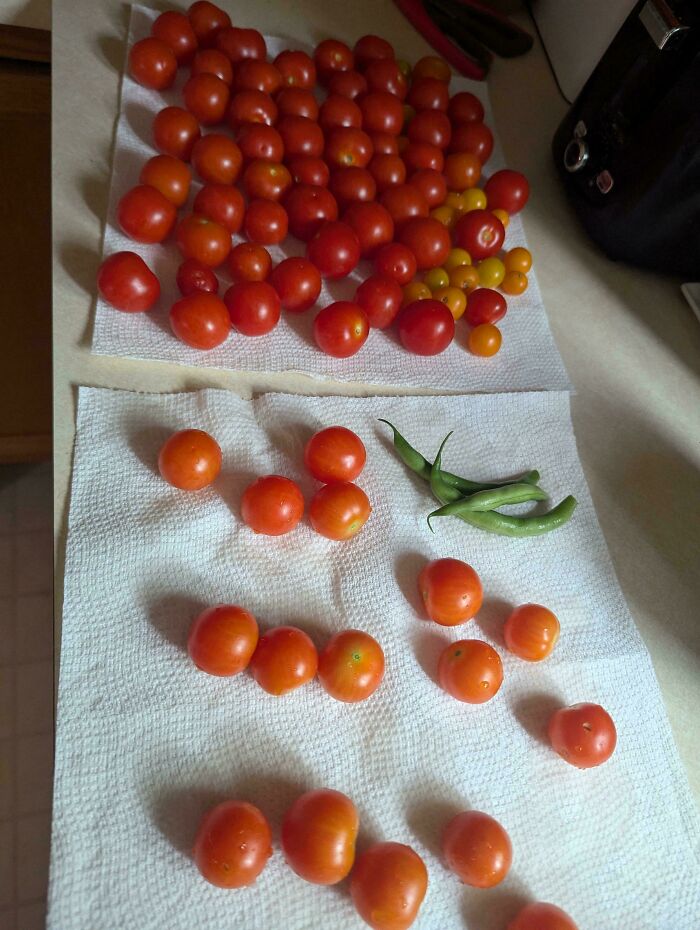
[187,604,259,676]
[97,251,160,312]
[548,703,617,768]
[233,59,282,95]
[413,55,451,83]
[380,184,428,228]
[194,801,272,888]
[398,299,455,355]
[224,280,281,336]
[284,184,339,241]
[176,258,218,297]
[442,811,512,888]
[241,475,304,536]
[418,558,483,625]
[193,183,245,233]
[158,428,222,490]
[314,38,354,84]
[191,48,233,85]
[176,214,230,267]
[453,210,505,260]
[342,201,394,257]
[369,153,406,192]
[508,903,579,930]
[318,630,385,702]
[128,37,177,90]
[313,301,369,357]
[269,257,322,313]
[236,123,284,163]
[276,87,319,121]
[152,10,197,65]
[153,106,201,161]
[182,73,230,125]
[228,242,271,282]
[363,58,407,99]
[444,151,481,191]
[350,842,428,930]
[408,109,451,149]
[438,639,503,704]
[277,114,325,158]
[354,34,395,71]
[402,141,444,173]
[465,288,507,326]
[448,122,493,163]
[244,199,288,245]
[191,133,242,184]
[374,242,417,284]
[282,789,359,883]
[309,482,372,540]
[243,160,292,201]
[319,94,363,132]
[483,169,530,214]
[117,185,176,244]
[329,167,377,211]
[327,69,367,99]
[325,127,374,168]
[215,26,266,63]
[370,132,399,155]
[287,155,330,187]
[274,49,316,89]
[355,275,402,329]
[408,168,447,208]
[187,1,231,49]
[170,293,230,349]
[504,603,560,661]
[357,91,403,136]
[398,216,450,270]
[250,625,318,693]
[448,91,484,125]
[227,88,277,129]
[407,76,449,111]
[306,221,360,279]
[304,426,366,483]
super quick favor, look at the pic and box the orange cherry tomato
[158,429,222,490]
[548,703,617,768]
[309,482,371,540]
[139,154,191,207]
[432,285,466,320]
[438,639,503,704]
[412,55,451,83]
[504,246,532,273]
[250,625,318,695]
[418,557,483,626]
[444,152,481,191]
[194,800,272,888]
[468,323,502,357]
[501,270,528,295]
[508,902,579,930]
[350,841,428,930]
[491,207,509,228]
[442,810,512,887]
[449,264,480,294]
[282,789,359,884]
[504,603,560,661]
[318,629,385,702]
[430,205,457,229]
[402,281,431,305]
[241,475,304,536]
[304,426,366,483]
[187,605,259,676]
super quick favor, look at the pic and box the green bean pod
[428,495,578,537]
[430,432,463,504]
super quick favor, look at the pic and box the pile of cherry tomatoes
[97,0,534,362]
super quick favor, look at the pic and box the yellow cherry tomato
[468,323,502,357]
[461,188,487,212]
[424,267,450,291]
[430,205,458,229]
[503,246,532,273]
[501,270,528,295]
[477,257,506,288]
[402,280,431,306]
[450,265,480,294]
[492,208,509,228]
[433,286,467,320]
[444,192,466,214]
[444,247,471,271]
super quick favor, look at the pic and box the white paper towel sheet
[49,387,700,929]
[90,5,571,393]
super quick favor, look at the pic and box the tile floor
[0,462,53,930]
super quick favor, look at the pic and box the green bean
[430,432,463,504]
[428,495,578,537]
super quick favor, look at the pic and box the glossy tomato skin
[224,281,281,336]
[233,59,283,95]
[277,115,324,158]
[508,903,579,930]
[193,183,245,233]
[194,801,272,888]
[327,69,368,99]
[236,123,284,163]
[448,91,484,124]
[97,251,160,312]
[350,842,428,930]
[358,91,403,136]
[227,88,277,128]
[465,288,507,327]
[314,302,369,358]
[287,155,330,188]
[402,141,444,173]
[243,199,288,245]
[309,482,372,540]
[407,76,449,111]
[484,169,530,214]
[228,242,271,282]
[284,184,339,241]
[419,558,483,625]
[442,811,512,888]
[183,72,230,125]
[355,275,402,329]
[325,127,374,168]
[413,55,451,83]
[306,221,360,279]
[191,48,233,85]
[380,184,428,228]
[444,152,481,191]
[158,428,222,490]
[215,26,266,63]
[374,242,417,284]
[152,10,197,64]
[504,604,560,661]
[342,201,394,257]
[176,214,231,267]
[408,168,447,208]
[319,94,363,131]
[369,153,406,192]
[188,605,259,676]
[250,625,318,694]
[187,1,231,48]
[191,133,243,184]
[548,703,617,768]
[399,217,451,270]
[329,167,376,211]
[282,789,359,884]
[363,58,407,99]
[176,258,218,296]
[269,257,322,312]
[318,630,384,702]
[241,476,304,536]
[117,185,176,244]
[453,210,505,261]
[276,87,319,121]
[370,132,399,155]
[243,160,293,201]
[468,323,502,357]
[139,154,191,207]
[315,38,354,84]
[274,49,316,88]
[128,37,177,90]
[448,122,493,163]
[438,639,504,704]
[304,426,366,483]
[153,106,201,160]
[354,34,394,70]
[408,109,451,149]
[170,293,230,349]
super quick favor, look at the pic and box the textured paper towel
[91,5,570,393]
[49,387,700,930]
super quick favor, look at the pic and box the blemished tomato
[402,281,431,305]
[419,558,483,625]
[370,131,399,155]
[153,106,201,161]
[501,271,528,295]
[453,209,505,260]
[357,91,403,136]
[319,94,362,131]
[193,183,245,233]
[241,475,305,536]
[227,88,278,128]
[187,605,259,676]
[380,184,429,228]
[243,160,293,201]
[282,789,359,884]
[284,184,339,241]
[158,428,222,490]
[325,127,374,167]
[251,625,318,694]
[277,114,325,158]
[244,199,288,244]
[128,37,177,90]
[191,48,234,85]
[329,166,377,211]
[97,251,160,312]
[432,286,466,320]
[413,55,451,83]
[313,302,369,358]
[369,153,407,192]
[363,58,407,99]
[408,168,447,208]
[504,247,532,273]
[438,639,504,704]
[117,185,176,244]
[398,216,451,270]
[484,169,530,214]
[233,59,283,95]
[176,214,231,267]
[398,299,455,355]
[504,603,560,661]
[194,801,272,888]
[451,264,480,295]
[408,110,451,149]
[548,703,617,768]
[170,293,230,349]
[152,10,197,65]
[191,133,243,184]
[228,242,271,282]
[508,902,579,930]
[215,26,266,63]
[224,280,281,336]
[274,49,316,88]
[187,1,231,49]
[315,38,354,84]
[477,257,506,288]
[306,221,361,279]
[448,122,493,163]
[342,201,394,257]
[444,151,481,191]
[176,258,219,296]
[236,123,284,163]
[304,426,366,483]
[468,323,502,357]
[355,275,403,328]
[350,842,428,930]
[327,69,368,99]
[354,34,395,70]
[401,141,444,173]
[442,811,512,888]
[465,288,507,327]
[318,630,385,702]
[374,242,417,285]
[269,257,322,312]
[287,155,330,188]
[407,76,449,111]
[182,73,230,125]
[448,91,484,125]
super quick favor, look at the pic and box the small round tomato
[477,257,505,288]
[282,789,359,884]
[504,247,532,273]
[325,127,374,167]
[329,166,376,211]
[442,811,512,888]
[501,271,528,296]
[430,205,457,229]
[236,123,284,163]
[363,58,407,98]
[342,201,394,257]
[187,605,259,676]
[453,209,505,260]
[483,169,530,214]
[461,188,487,212]
[444,191,465,214]
[444,151,481,191]
[468,323,502,357]
[187,1,231,48]
[251,625,318,694]
[354,34,395,70]
[369,153,406,192]
[306,221,360,279]
[408,109,451,149]
[315,38,354,84]
[413,55,451,83]
[492,208,509,228]
[424,267,449,291]
[244,199,288,244]
[310,481,372,539]
[408,168,447,208]
[176,214,231,267]
[241,475,304,536]
[170,293,230,349]
[227,88,277,128]
[117,185,176,244]
[448,91,484,125]
[398,299,455,355]
[176,258,218,296]
[407,76,449,111]
[401,141,444,173]
[97,251,160,312]
[327,69,368,99]
[274,49,316,88]
[451,264,480,295]
[351,842,428,930]
[445,247,471,271]
[432,285,466,320]
[320,94,362,131]
[194,801,272,888]
[508,903,579,930]
[465,288,507,327]
[183,72,230,125]
[284,184,339,241]
[233,59,282,95]
[357,91,403,136]
[193,183,245,233]
[419,558,482,625]
[215,26,266,63]
[398,216,451,270]
[158,428,222,490]
[275,116,323,161]
[549,703,617,768]
[318,629,385,702]
[313,302,369,358]
[370,132,399,155]
[355,275,402,328]
[374,242,417,285]
[276,87,319,121]
[191,133,243,184]
[304,426,366,483]
[243,160,292,201]
[448,122,493,163]
[224,280,281,335]
[380,184,429,228]
[152,10,197,64]
[269,257,322,312]
[228,242,271,282]
[438,639,503,704]
[191,48,233,84]
[287,155,330,187]
[402,281,431,305]
[153,106,201,161]
[504,603,560,661]
[128,37,177,90]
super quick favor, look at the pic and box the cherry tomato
[402,281,431,305]
[508,903,579,930]
[236,123,283,163]
[176,258,218,297]
[504,603,560,661]
[158,428,222,490]
[309,482,371,540]
[432,285,466,320]
[355,275,402,328]
[97,251,160,312]
[369,153,406,192]
[380,184,428,228]
[351,842,428,930]
[430,205,457,229]
[398,216,450,270]
[363,58,407,99]
[325,127,373,167]
[402,141,444,173]
[408,109,451,149]
[492,208,509,228]
[244,199,288,244]
[354,34,395,70]
[276,87,319,121]
[241,475,304,536]
[357,91,403,136]
[453,209,505,260]
[315,38,354,84]
[282,789,359,883]
[170,293,230,349]
[408,168,446,208]
[483,169,530,214]
[477,257,505,288]
[117,185,176,244]
[468,323,502,357]
[438,639,503,703]
[445,247,471,271]
[277,114,325,158]
[176,214,231,267]
[398,299,454,355]
[153,106,201,161]
[329,166,377,211]
[501,271,528,296]
[374,242,417,285]
[549,703,617,768]
[224,280,281,336]
[318,630,384,702]
[448,122,493,163]
[287,155,329,188]
[461,188,487,212]
[442,811,512,888]
[274,49,316,88]
[191,48,233,85]
[269,257,322,312]
[342,201,394,257]
[183,73,229,125]
[187,604,259,676]
[370,132,399,155]
[465,288,507,327]
[424,267,449,291]
[413,55,451,83]
[418,558,482,625]
[243,160,292,201]
[320,94,363,131]
[191,133,242,184]
[284,184,339,241]
[443,191,465,214]
[327,69,368,99]
[128,37,177,90]
[187,1,231,49]
[228,242,271,282]
[250,625,318,693]
[448,91,484,125]
[233,59,282,95]
[215,26,266,63]
[504,247,532,273]
[313,301,369,357]
[227,88,277,129]
[304,426,366,483]
[443,151,480,191]
[193,183,245,233]
[306,221,360,279]
[407,76,449,111]
[152,10,197,65]
[194,801,272,888]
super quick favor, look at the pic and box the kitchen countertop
[53,0,700,801]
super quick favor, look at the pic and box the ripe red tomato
[319,94,363,132]
[233,59,282,95]
[442,811,512,888]
[314,301,368,357]
[287,155,330,188]
[329,167,376,211]
[370,132,399,155]
[508,903,579,930]
[318,630,384,702]
[398,216,450,269]
[309,482,371,539]
[244,199,288,244]
[453,210,505,260]
[363,58,407,99]
[354,34,395,71]
[194,801,272,888]
[170,293,230,349]
[226,88,277,129]
[97,251,160,312]
[187,1,231,48]
[191,133,242,184]
[351,842,428,930]
[407,76,449,111]
[277,114,325,158]
[193,183,245,233]
[282,789,359,884]
[187,605,259,676]
[176,258,218,296]
[504,603,560,661]
[182,73,230,125]
[274,49,316,88]
[448,91,484,124]
[241,475,304,536]
[224,280,281,335]
[357,91,403,136]
[236,123,284,163]
[408,110,451,149]
[315,38,354,84]
[438,639,503,704]
[413,55,451,82]
[549,703,617,768]
[484,169,530,214]
[250,625,318,694]
[158,428,222,490]
[444,152,481,191]
[243,160,292,201]
[306,221,360,278]
[325,127,373,168]
[228,242,271,282]
[374,242,417,284]
[369,153,406,192]
[215,26,266,63]
[448,122,493,163]
[276,87,319,120]
[408,168,447,208]
[284,184,339,241]
[304,426,366,483]
[465,287,507,327]
[191,48,233,85]
[117,185,176,243]
[128,37,177,90]
[153,106,201,161]
[398,299,454,354]
[176,214,231,267]
[380,184,428,227]
[342,201,394,257]
[327,69,368,99]
[402,141,444,173]
[269,257,322,312]
[355,275,402,329]
[418,558,483,625]
[152,10,197,65]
